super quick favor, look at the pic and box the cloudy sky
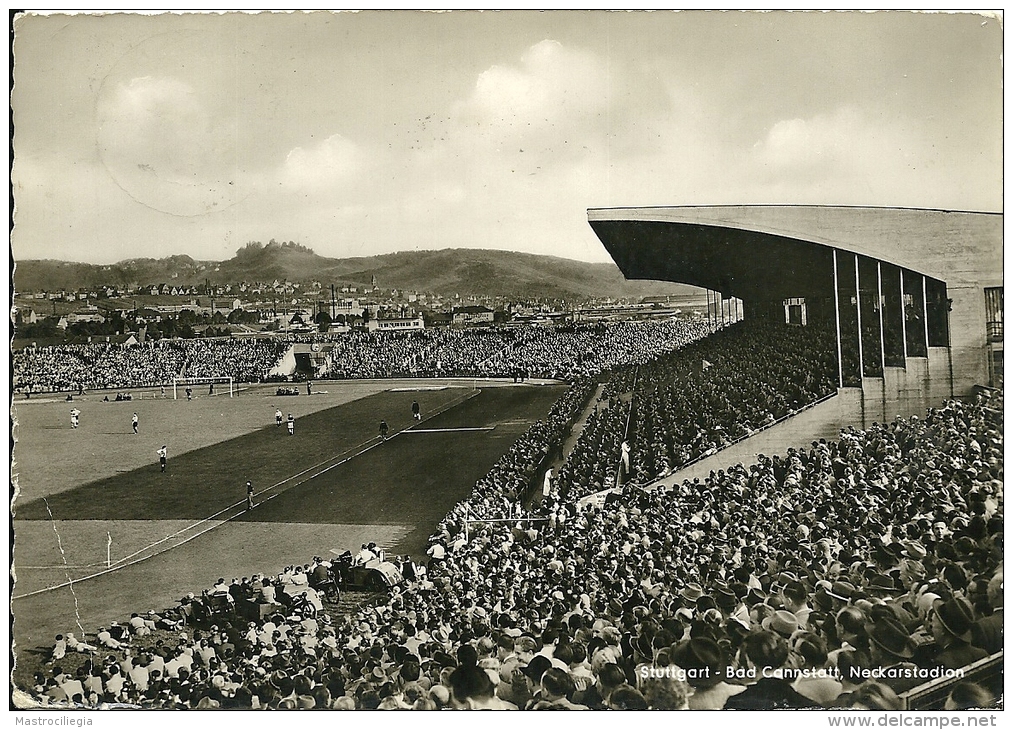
[11,10,1003,264]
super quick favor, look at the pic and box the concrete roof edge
[587,205,1003,216]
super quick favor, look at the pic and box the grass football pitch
[11,379,567,665]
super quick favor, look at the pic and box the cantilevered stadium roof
[588,206,1002,301]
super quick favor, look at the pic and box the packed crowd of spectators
[478,320,713,381]
[14,320,710,395]
[551,398,632,503]
[318,320,712,382]
[548,320,837,502]
[13,342,184,394]
[181,339,289,381]
[28,378,1002,709]
[319,330,506,380]
[623,321,837,483]
[19,314,1001,710]
[13,339,289,394]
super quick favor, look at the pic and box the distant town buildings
[452,305,494,326]
[13,272,704,347]
[366,313,425,332]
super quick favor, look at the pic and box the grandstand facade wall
[588,205,1002,419]
[268,344,297,376]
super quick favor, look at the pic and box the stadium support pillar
[832,250,844,389]
[877,262,886,374]
[922,276,930,353]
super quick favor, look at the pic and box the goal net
[172,376,234,399]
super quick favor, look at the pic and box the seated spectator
[790,633,842,705]
[724,631,818,709]
[128,613,151,637]
[531,668,587,710]
[670,637,745,710]
[930,598,989,670]
[847,681,902,711]
[606,684,649,710]
[49,634,67,663]
[355,544,378,565]
[944,681,996,710]
[867,619,922,695]
[971,569,1003,655]
[640,672,691,710]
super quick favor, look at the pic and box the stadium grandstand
[588,205,1003,422]
[12,206,1002,711]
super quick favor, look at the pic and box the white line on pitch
[405,426,495,433]
[12,389,482,600]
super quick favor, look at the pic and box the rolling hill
[13,245,703,301]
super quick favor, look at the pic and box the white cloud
[745,106,968,206]
[754,107,894,173]
[15,21,998,267]
[280,133,361,192]
[464,40,607,128]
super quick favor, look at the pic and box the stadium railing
[898,652,1004,710]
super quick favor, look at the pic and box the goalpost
[172,376,234,399]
